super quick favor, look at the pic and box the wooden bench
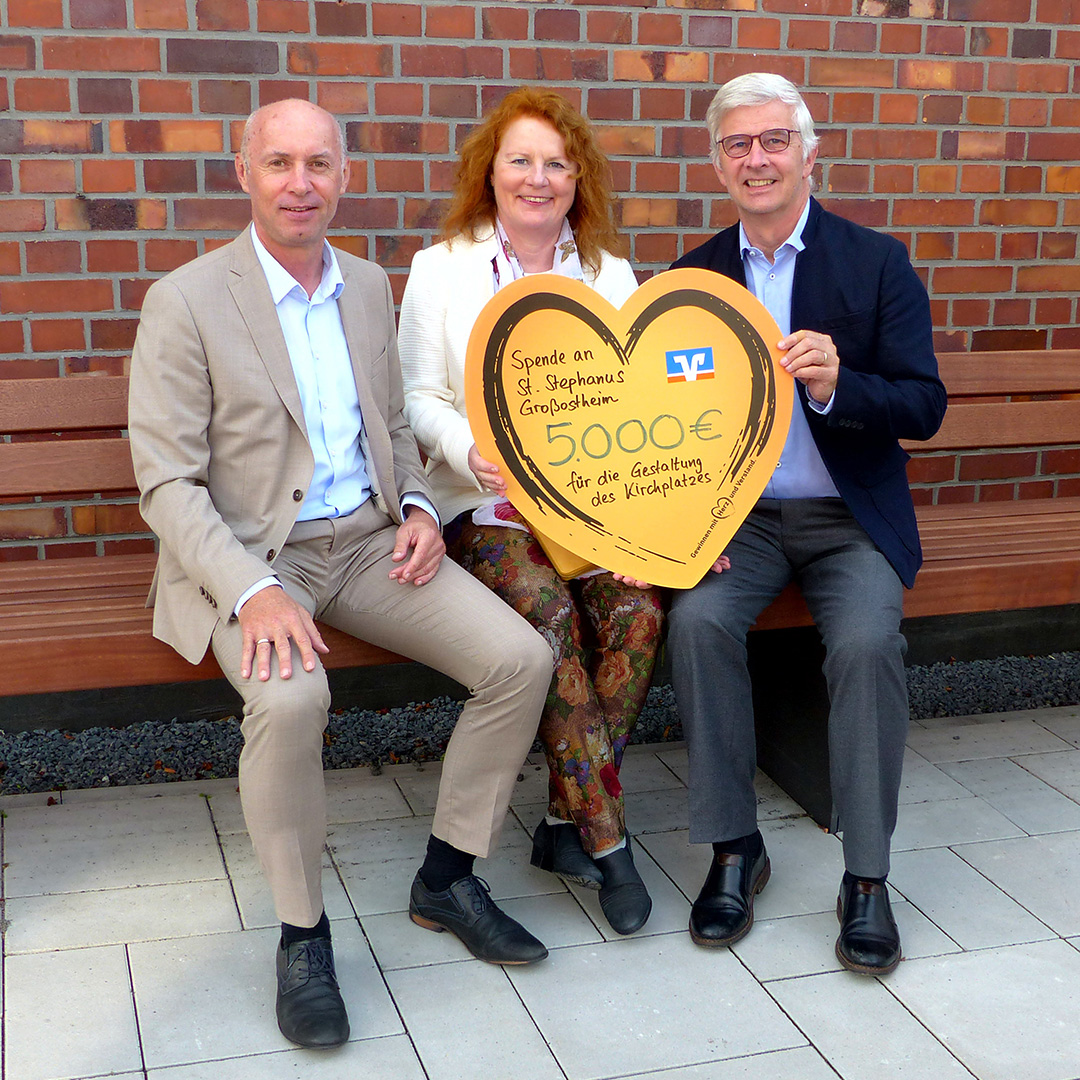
[748,348,1080,826]
[3,355,1079,822]
[0,375,409,712]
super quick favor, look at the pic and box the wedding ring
[256,638,271,645]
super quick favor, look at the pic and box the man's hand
[239,584,328,682]
[778,330,840,405]
[468,444,507,495]
[389,506,445,585]
[710,554,732,574]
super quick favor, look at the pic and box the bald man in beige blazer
[128,99,553,1051]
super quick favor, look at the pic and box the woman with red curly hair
[399,88,661,936]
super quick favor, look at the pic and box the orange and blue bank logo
[665,347,715,382]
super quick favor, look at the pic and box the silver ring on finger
[256,638,271,646]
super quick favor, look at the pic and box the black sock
[280,910,330,948]
[713,830,763,860]
[420,834,475,892]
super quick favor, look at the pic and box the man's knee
[239,668,332,743]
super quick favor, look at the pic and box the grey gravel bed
[1,652,1078,796]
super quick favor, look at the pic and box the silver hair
[705,73,820,167]
[239,99,347,168]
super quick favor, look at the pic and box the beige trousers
[211,501,553,927]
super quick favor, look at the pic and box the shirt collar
[739,196,812,261]
[249,223,345,305]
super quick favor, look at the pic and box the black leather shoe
[689,846,770,947]
[598,840,652,935]
[275,937,350,1049]
[409,872,548,965]
[835,876,901,975]
[530,819,604,890]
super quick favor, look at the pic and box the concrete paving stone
[937,756,1080,833]
[891,794,1025,852]
[955,830,1080,937]
[145,1033,426,1079]
[5,943,143,1080]
[897,748,973,805]
[618,743,694,793]
[387,961,565,1080]
[887,939,1080,1080]
[623,1045,849,1079]
[1032,705,1080,748]
[131,922,402,1069]
[4,826,227,899]
[906,717,1071,763]
[733,899,958,982]
[324,768,416,824]
[1015,748,1080,802]
[508,934,806,1079]
[4,879,241,954]
[768,969,975,1079]
[889,846,1055,950]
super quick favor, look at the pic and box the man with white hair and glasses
[668,72,946,975]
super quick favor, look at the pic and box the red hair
[440,88,624,272]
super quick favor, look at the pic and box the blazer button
[292,489,303,502]
[267,549,275,561]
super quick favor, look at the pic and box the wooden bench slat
[905,399,1080,451]
[0,439,137,496]
[937,350,1080,397]
[0,376,130,434]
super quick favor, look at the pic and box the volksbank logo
[665,347,715,382]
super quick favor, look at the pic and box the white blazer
[398,227,639,524]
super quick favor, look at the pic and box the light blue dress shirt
[740,200,840,500]
[236,227,437,614]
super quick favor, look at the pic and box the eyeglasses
[717,128,801,159]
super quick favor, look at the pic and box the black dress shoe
[598,840,652,935]
[530,819,604,890]
[409,872,548,965]
[689,846,770,948]
[835,876,901,975]
[276,936,350,1049]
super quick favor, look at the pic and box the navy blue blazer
[671,197,946,588]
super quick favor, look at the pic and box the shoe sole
[834,899,901,976]
[408,911,548,966]
[688,857,771,948]
[529,848,603,891]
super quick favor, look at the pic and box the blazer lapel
[337,262,396,503]
[226,231,308,439]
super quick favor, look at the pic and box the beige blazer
[129,229,431,664]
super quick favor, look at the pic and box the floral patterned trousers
[447,516,664,854]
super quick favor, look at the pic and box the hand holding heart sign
[464,267,793,589]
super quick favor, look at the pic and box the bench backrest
[3,351,1078,495]
[0,375,135,497]
[906,349,1080,451]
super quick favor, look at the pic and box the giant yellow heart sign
[465,267,792,588]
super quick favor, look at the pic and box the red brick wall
[1,0,1079,557]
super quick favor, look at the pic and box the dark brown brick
[1012,27,1051,58]
[77,78,134,115]
[315,0,367,36]
[199,80,251,115]
[167,38,277,74]
[70,0,126,27]
[144,159,198,192]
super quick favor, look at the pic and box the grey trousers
[211,500,553,926]
[668,498,908,879]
